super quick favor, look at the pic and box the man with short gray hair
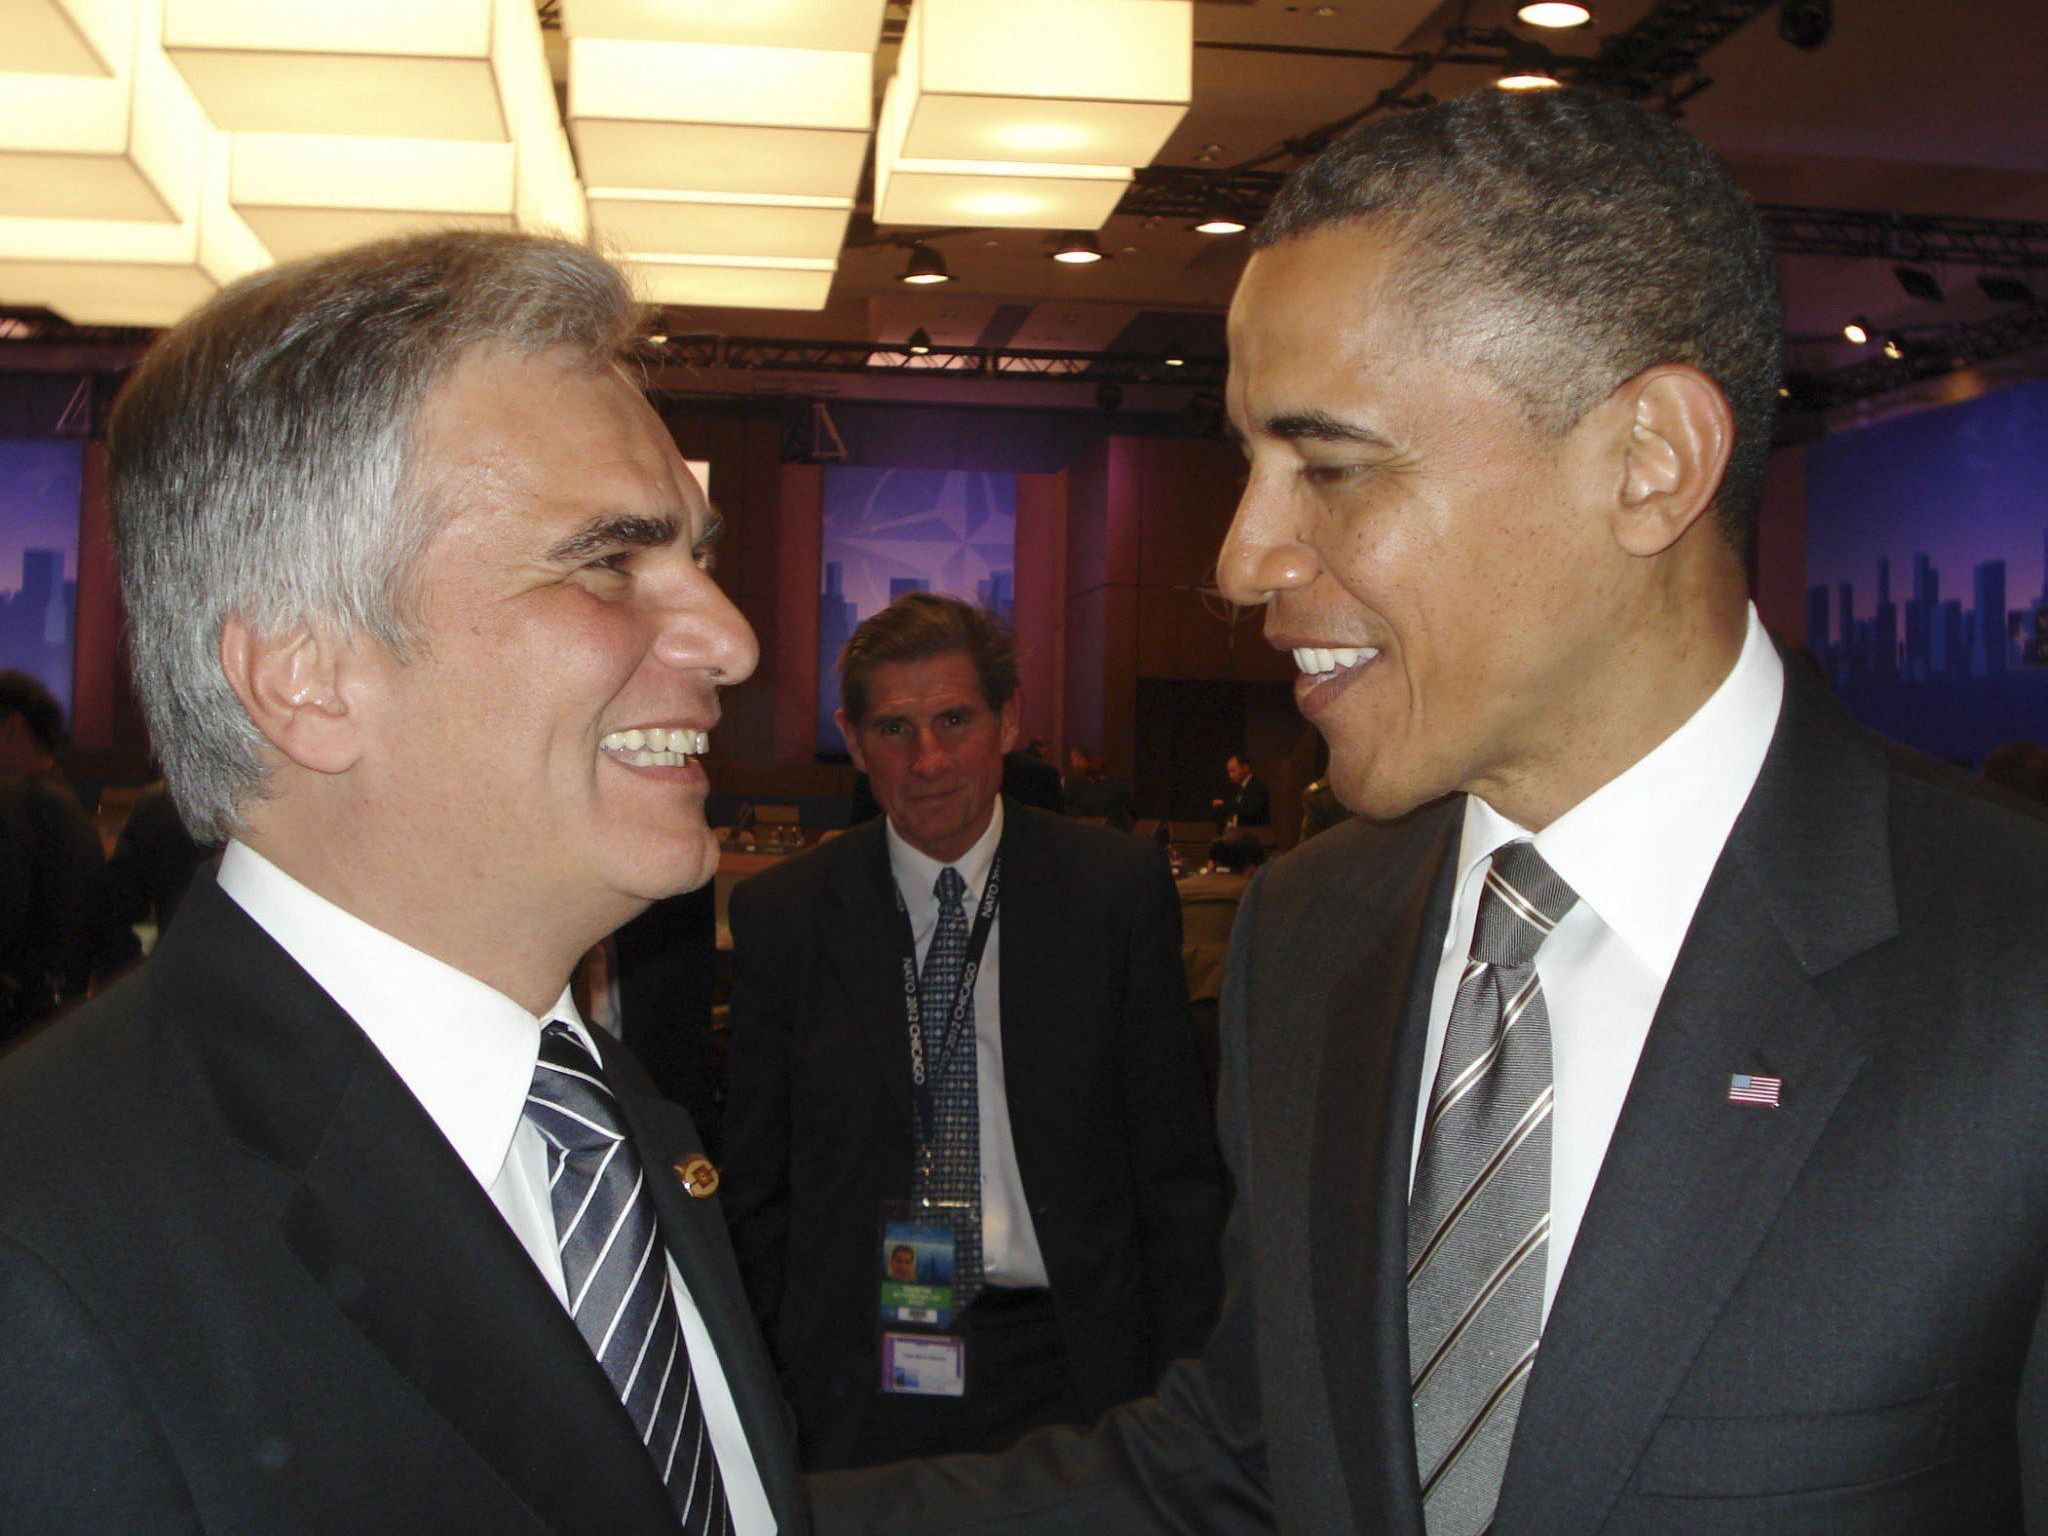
[0,231,808,1535]
[814,87,2048,1536]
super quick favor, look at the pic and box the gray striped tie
[527,1024,733,1535]
[1408,841,1577,1536]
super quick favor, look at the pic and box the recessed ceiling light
[1842,316,1870,345]
[1517,2,1592,26]
[907,328,933,355]
[1165,356,1185,367]
[646,332,669,346]
[1050,231,1106,265]
[1495,66,1562,90]
[1192,210,1248,235]
[1882,334,1905,360]
[900,243,952,285]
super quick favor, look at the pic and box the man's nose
[654,569,760,687]
[1215,475,1317,607]
[910,728,949,775]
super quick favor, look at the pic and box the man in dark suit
[723,593,1225,1473]
[812,90,2048,1535]
[0,232,807,1534]
[1211,753,1270,830]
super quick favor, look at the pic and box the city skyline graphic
[0,440,85,720]
[817,467,1017,754]
[1804,377,2048,767]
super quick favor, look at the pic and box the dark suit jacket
[723,801,1226,1471]
[0,872,809,1535]
[812,664,2048,1534]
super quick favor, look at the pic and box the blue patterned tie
[915,866,983,1302]
[526,1025,733,1534]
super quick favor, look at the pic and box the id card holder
[877,1200,968,1397]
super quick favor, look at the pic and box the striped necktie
[1408,841,1577,1536]
[526,1024,733,1534]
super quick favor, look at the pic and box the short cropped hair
[838,592,1019,726]
[0,670,63,754]
[109,231,639,841]
[1255,87,1783,542]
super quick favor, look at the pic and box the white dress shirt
[885,799,1052,1288]
[216,843,775,1535]
[1412,605,1785,1321]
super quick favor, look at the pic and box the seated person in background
[1211,751,1270,829]
[0,230,807,1535]
[1061,746,1134,830]
[723,592,1225,1473]
[1982,740,2048,808]
[105,780,218,939]
[0,669,131,1042]
[1176,833,1267,1101]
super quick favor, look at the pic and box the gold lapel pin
[673,1155,720,1199]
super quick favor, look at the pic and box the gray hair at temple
[1254,87,1783,543]
[108,231,639,842]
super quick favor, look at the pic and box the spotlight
[1095,380,1124,413]
[1778,0,1832,49]
[645,331,669,346]
[1495,65,1562,90]
[1978,274,2035,305]
[1893,265,1943,303]
[1516,2,1592,25]
[1164,356,1185,368]
[906,327,932,355]
[1050,231,1106,265]
[1191,208,1248,236]
[900,243,952,285]
[1842,316,1871,345]
[1882,334,1906,361]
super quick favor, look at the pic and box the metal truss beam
[1572,0,1775,105]
[1796,303,2048,413]
[651,334,1224,387]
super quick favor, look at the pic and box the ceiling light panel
[162,0,511,140]
[12,0,123,75]
[894,0,1192,169]
[621,253,836,311]
[558,0,888,53]
[226,132,515,262]
[567,37,871,200]
[0,0,203,223]
[873,80,1130,230]
[589,189,852,261]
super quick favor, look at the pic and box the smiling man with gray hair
[0,231,809,1535]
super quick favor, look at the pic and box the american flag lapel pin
[1727,1072,1783,1108]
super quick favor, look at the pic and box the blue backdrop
[0,439,84,722]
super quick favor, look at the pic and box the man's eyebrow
[1263,410,1394,449]
[543,513,679,562]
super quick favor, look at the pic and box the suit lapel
[991,803,1061,1162]
[1308,805,1459,1536]
[1496,666,1897,1536]
[604,1049,809,1536]
[159,878,678,1536]
[821,822,918,1145]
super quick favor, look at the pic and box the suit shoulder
[1255,798,1455,910]
[1881,741,2048,922]
[727,824,877,918]
[1011,804,1168,883]
[0,975,162,1206]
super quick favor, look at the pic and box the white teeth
[599,726,711,759]
[1291,646,1381,677]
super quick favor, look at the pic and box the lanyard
[894,852,1002,1151]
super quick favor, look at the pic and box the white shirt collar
[1457,605,1784,983]
[885,796,1004,916]
[216,841,592,1191]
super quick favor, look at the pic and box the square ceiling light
[559,0,888,53]
[497,0,586,240]
[162,0,510,140]
[226,132,516,263]
[0,126,269,327]
[567,37,871,201]
[13,0,122,75]
[872,78,1130,230]
[621,254,836,311]
[589,189,852,262]
[892,0,1190,169]
[0,1,205,222]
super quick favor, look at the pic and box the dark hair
[838,592,1019,724]
[1983,741,2048,806]
[0,670,63,755]
[1254,87,1783,542]
[1207,833,1267,873]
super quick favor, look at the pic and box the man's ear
[834,707,867,773]
[219,617,366,776]
[997,693,1022,755]
[1606,365,1735,558]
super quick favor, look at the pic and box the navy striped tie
[526,1024,732,1534]
[1408,841,1577,1536]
